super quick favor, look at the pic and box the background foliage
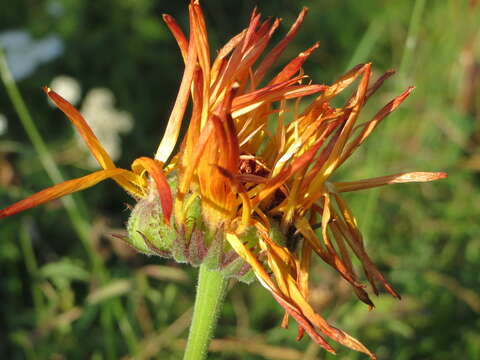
[1,1,479,359]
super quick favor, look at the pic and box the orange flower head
[0,1,448,358]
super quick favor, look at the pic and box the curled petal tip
[436,172,448,179]
[43,86,51,94]
[402,171,448,182]
[301,42,320,56]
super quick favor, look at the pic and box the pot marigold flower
[0,1,447,358]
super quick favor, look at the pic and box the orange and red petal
[162,14,188,63]
[0,168,134,218]
[270,42,320,85]
[339,86,415,165]
[44,87,116,170]
[131,157,173,225]
[155,11,198,163]
[253,7,309,86]
[334,171,448,192]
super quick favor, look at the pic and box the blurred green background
[1,0,479,359]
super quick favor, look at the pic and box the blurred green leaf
[39,259,90,282]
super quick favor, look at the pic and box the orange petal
[179,66,203,180]
[332,193,401,299]
[211,31,246,84]
[214,165,252,231]
[227,231,375,358]
[298,232,312,299]
[216,83,240,173]
[0,168,132,218]
[295,239,312,341]
[211,17,281,105]
[191,1,211,129]
[155,12,198,163]
[177,116,214,200]
[253,7,309,86]
[225,232,278,291]
[326,215,374,307]
[303,64,372,207]
[131,157,173,225]
[365,69,395,101]
[300,63,366,119]
[233,84,326,119]
[334,171,448,192]
[295,216,366,291]
[270,42,320,85]
[241,7,262,53]
[326,64,371,168]
[44,87,116,170]
[44,87,142,195]
[252,128,331,208]
[279,272,376,359]
[162,14,188,63]
[262,233,376,359]
[320,194,366,287]
[339,86,415,166]
[270,291,336,354]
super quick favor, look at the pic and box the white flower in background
[79,88,133,167]
[49,75,81,106]
[0,30,63,80]
[0,114,7,136]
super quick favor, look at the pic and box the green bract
[125,177,254,283]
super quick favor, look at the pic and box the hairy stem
[184,264,229,360]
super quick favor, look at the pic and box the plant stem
[184,264,229,360]
[19,219,45,323]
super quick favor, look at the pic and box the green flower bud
[126,183,176,257]
[122,175,256,283]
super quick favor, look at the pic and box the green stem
[19,219,45,323]
[183,264,229,360]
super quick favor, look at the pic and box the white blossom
[79,88,133,167]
